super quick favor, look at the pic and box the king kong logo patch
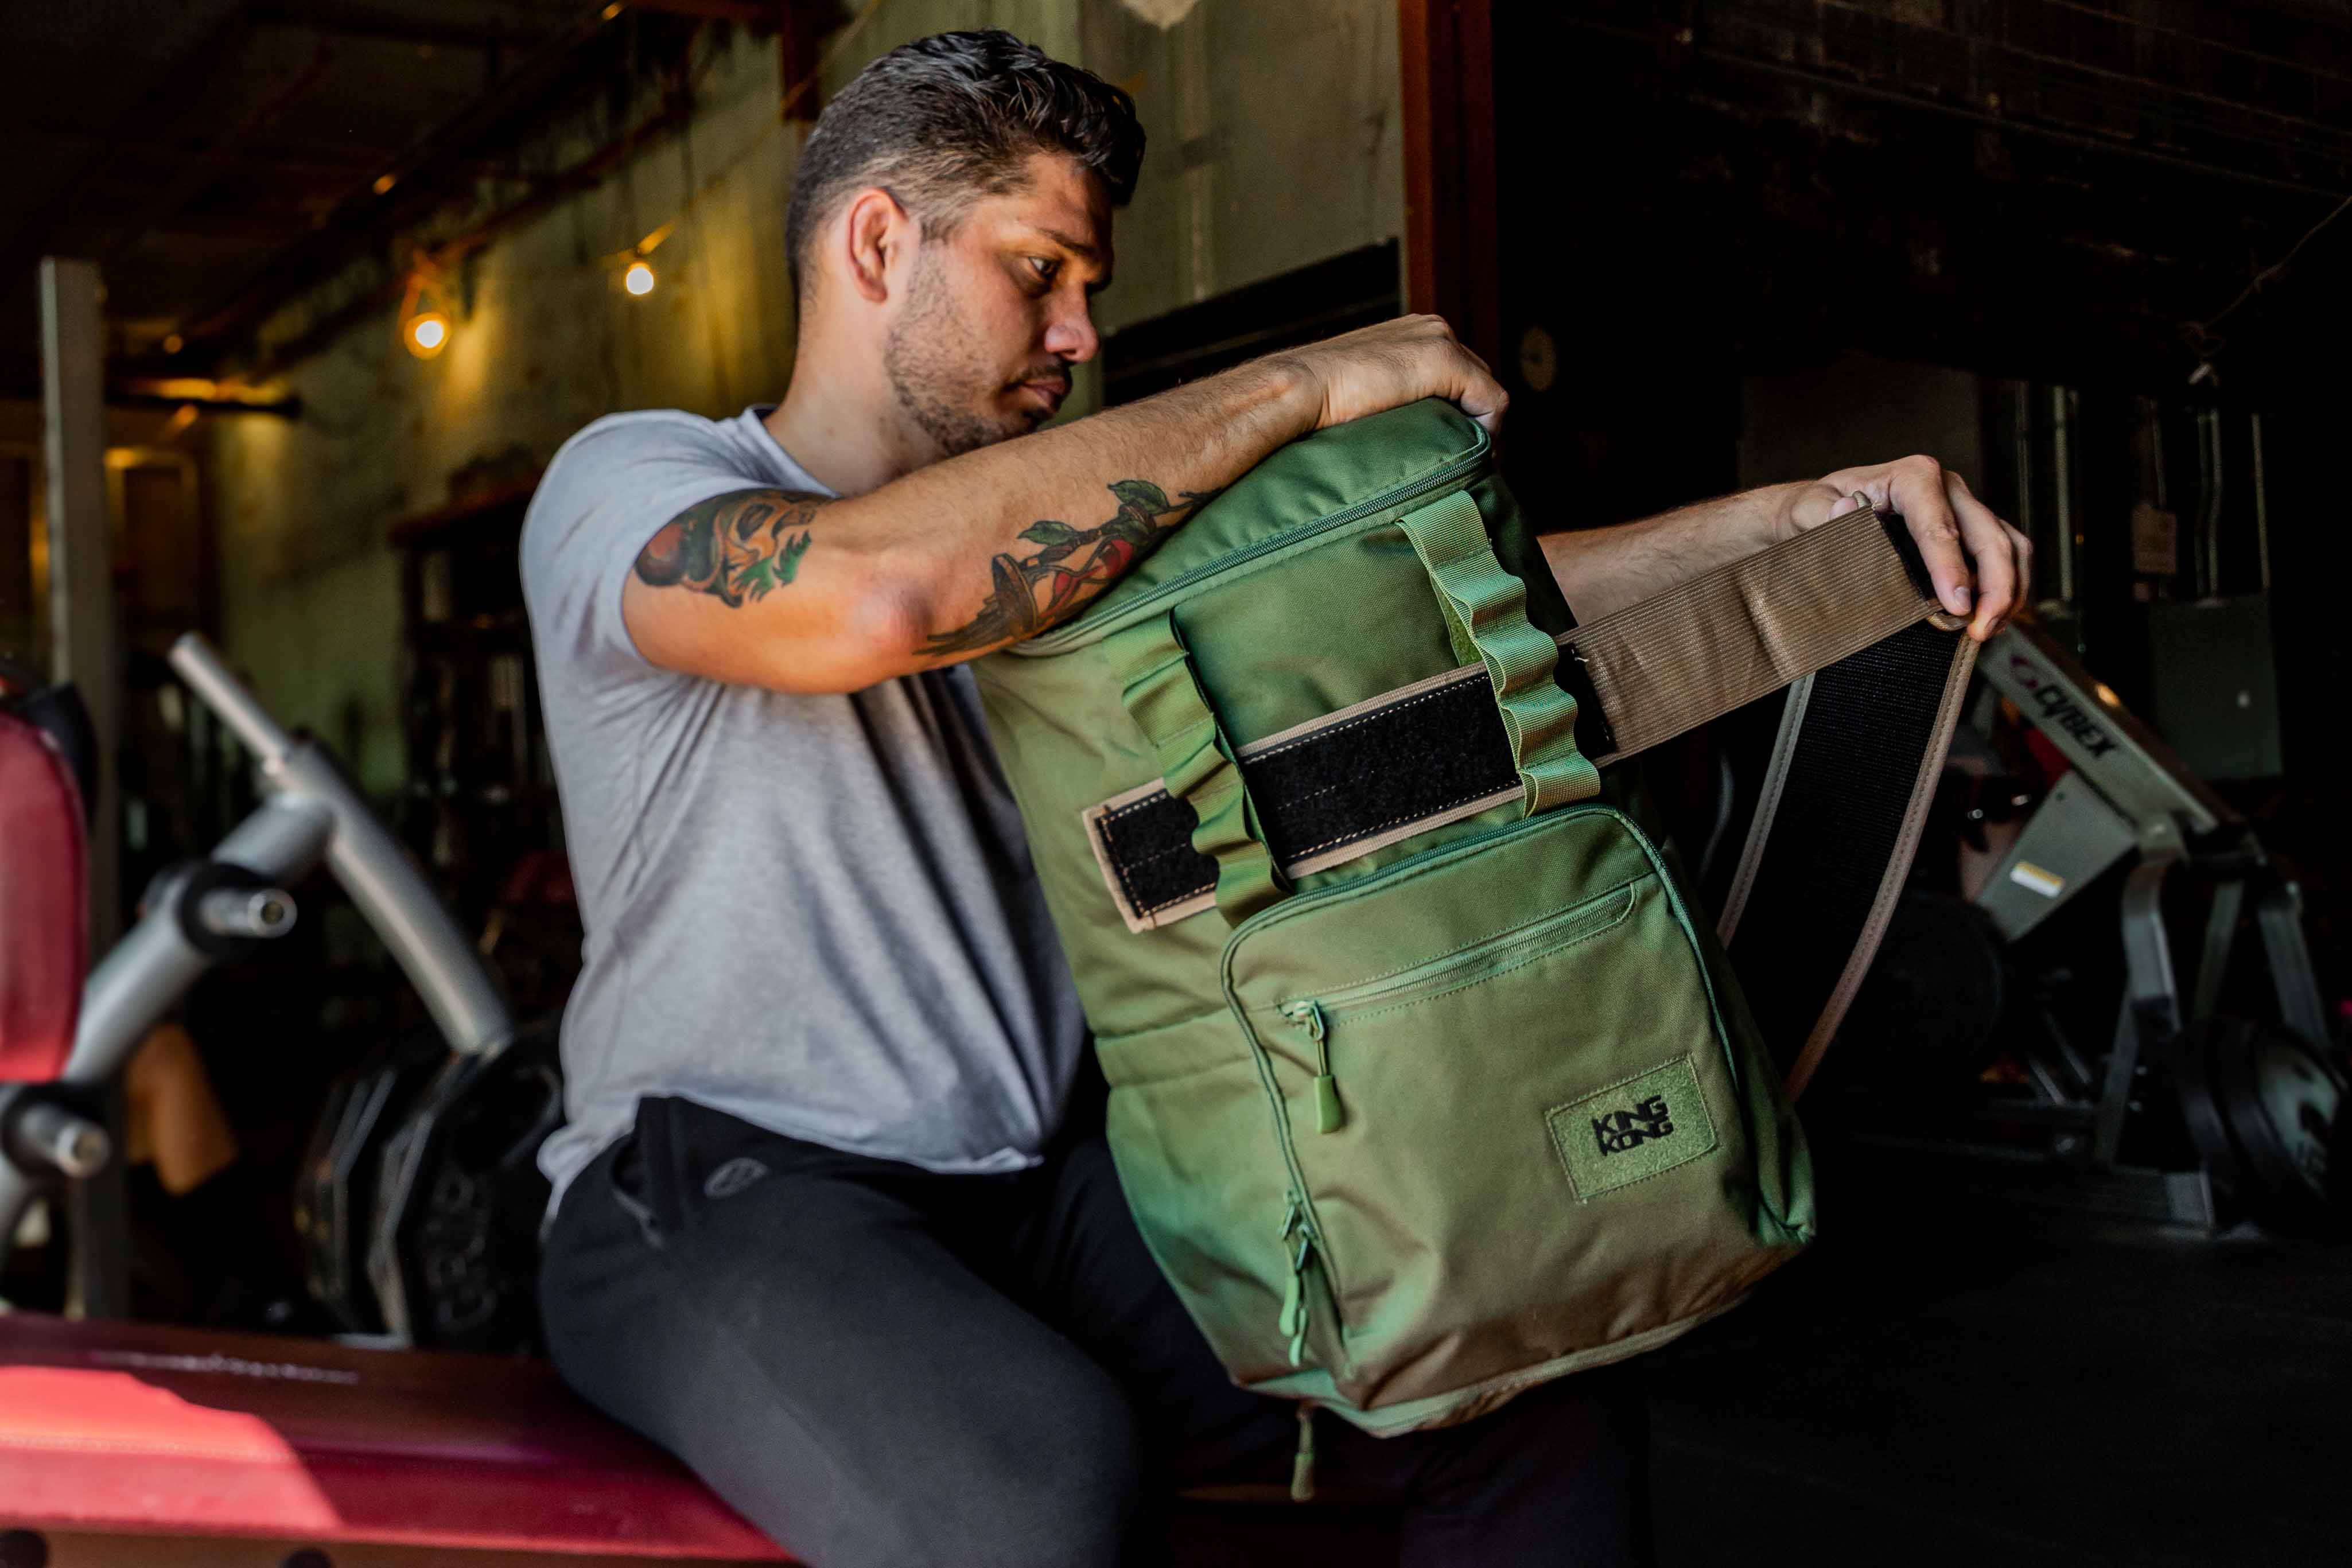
[1591,1094,1677,1157]
[1549,1057,1719,1202]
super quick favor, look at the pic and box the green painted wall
[210,0,1403,795]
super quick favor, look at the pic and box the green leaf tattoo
[633,489,824,608]
[920,483,1219,658]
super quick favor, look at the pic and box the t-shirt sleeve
[520,415,775,676]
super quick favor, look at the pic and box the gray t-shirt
[522,406,1088,1215]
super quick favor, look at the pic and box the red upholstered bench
[0,1311,791,1561]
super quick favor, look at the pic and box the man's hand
[1783,457,2032,643]
[1271,314,1509,434]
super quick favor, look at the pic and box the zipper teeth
[1017,444,1488,655]
[1291,880,1640,1018]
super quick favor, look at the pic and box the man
[524,29,2027,1568]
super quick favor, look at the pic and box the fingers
[1882,458,1976,623]
[1944,472,2028,640]
[1783,480,1855,536]
[1304,314,1508,431]
[1456,349,1509,432]
[1413,317,1507,431]
[2003,519,2034,613]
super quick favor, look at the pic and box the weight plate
[2176,1015,2346,1235]
[293,1037,442,1334]
[1844,891,2014,1090]
[2212,1017,2344,1235]
[366,1021,562,1354]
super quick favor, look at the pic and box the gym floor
[1647,1177,2351,1568]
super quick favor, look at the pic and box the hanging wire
[2181,187,2352,360]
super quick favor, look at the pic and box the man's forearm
[622,316,1505,694]
[874,359,1317,656]
[1538,481,1821,622]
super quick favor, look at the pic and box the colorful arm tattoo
[633,489,823,607]
[920,480,1218,657]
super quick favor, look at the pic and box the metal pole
[40,255,129,1320]
[40,258,119,940]
[2012,382,2036,598]
[170,633,514,1056]
[2249,412,2271,596]
[2202,410,2225,598]
[2048,386,2075,610]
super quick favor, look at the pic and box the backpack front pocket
[1222,804,1795,1421]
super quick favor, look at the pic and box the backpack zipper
[1284,877,1640,1024]
[1277,1197,1318,1367]
[1016,439,1489,656]
[1272,881,1638,1141]
[1277,999,1344,1133]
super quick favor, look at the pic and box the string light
[383,0,885,368]
[397,254,454,360]
[593,0,885,297]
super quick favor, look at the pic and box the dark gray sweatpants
[538,1096,1655,1568]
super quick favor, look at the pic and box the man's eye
[1028,257,1059,285]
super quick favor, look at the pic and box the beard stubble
[884,248,1063,459]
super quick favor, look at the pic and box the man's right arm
[619,315,1505,694]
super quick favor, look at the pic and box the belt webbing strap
[1079,503,1977,1091]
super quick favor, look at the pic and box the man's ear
[840,186,910,305]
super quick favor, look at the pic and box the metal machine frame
[0,633,512,1298]
[1857,621,2331,1227]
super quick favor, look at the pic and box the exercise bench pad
[0,1311,790,1559]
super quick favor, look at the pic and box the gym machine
[1,633,562,1348]
[1842,621,2343,1232]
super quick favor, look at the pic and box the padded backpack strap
[1104,610,1288,927]
[1396,491,1600,815]
[1716,621,1977,1096]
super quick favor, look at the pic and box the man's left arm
[1538,455,2032,643]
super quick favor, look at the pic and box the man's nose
[1042,299,1099,364]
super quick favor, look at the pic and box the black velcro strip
[1094,673,1521,922]
[1727,620,1957,1073]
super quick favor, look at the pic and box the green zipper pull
[1290,1403,1319,1503]
[1284,1232,1314,1366]
[1281,999,1345,1134]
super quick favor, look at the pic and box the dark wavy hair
[783,29,1145,299]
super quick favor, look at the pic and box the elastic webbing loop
[1105,611,1286,925]
[1397,490,1599,814]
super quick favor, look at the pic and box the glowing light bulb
[625,260,656,296]
[406,310,449,358]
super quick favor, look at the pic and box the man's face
[881,151,1115,457]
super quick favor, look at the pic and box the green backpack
[973,399,1970,1444]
